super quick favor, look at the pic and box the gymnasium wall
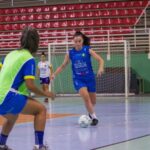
[48,52,150,94]
[0,52,150,94]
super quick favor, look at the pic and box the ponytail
[74,31,90,46]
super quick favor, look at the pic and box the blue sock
[35,131,44,146]
[0,134,8,145]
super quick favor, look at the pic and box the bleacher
[0,0,149,51]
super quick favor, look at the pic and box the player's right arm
[53,54,70,78]
[25,79,55,99]
[36,62,40,78]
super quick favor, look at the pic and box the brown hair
[74,31,90,46]
[20,26,39,53]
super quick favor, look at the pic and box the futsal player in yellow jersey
[0,27,55,150]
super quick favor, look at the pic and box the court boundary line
[91,134,150,150]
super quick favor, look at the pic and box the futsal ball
[78,115,91,128]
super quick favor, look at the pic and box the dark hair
[74,31,90,46]
[20,26,39,53]
[41,52,46,56]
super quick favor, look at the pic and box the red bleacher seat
[127,9,142,15]
[101,10,110,16]
[59,13,67,19]
[110,10,118,16]
[66,4,75,11]
[75,12,84,18]
[104,19,111,25]
[20,24,27,30]
[107,2,116,8]
[94,19,103,26]
[117,10,127,16]
[67,12,75,18]
[58,5,66,11]
[12,8,19,14]
[35,23,43,29]
[36,14,43,20]
[68,20,77,27]
[27,8,34,13]
[0,16,4,22]
[60,21,68,27]
[35,7,42,13]
[0,9,4,14]
[52,13,59,19]
[0,25,3,31]
[43,6,51,12]
[28,15,35,21]
[77,20,85,27]
[19,8,27,13]
[39,30,49,37]
[28,23,34,27]
[43,14,51,20]
[12,24,19,30]
[83,11,93,17]
[52,6,58,12]
[85,20,94,26]
[74,4,84,10]
[4,9,12,14]
[82,4,92,10]
[111,18,120,25]
[92,11,101,17]
[52,22,60,28]
[12,16,19,22]
[91,3,100,9]
[20,15,27,21]
[43,22,51,28]
[99,3,107,9]
[121,18,136,25]
[4,24,12,30]
[116,2,126,8]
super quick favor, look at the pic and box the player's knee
[39,104,47,115]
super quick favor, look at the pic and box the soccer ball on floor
[78,115,91,128]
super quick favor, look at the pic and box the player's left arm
[90,49,104,77]
[49,64,53,77]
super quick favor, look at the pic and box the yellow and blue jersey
[11,58,36,90]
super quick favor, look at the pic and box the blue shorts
[40,77,50,85]
[0,91,28,115]
[73,77,96,92]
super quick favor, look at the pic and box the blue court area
[3,96,150,150]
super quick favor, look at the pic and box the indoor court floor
[0,96,150,150]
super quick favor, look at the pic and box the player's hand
[97,68,104,77]
[50,74,55,81]
[45,91,55,100]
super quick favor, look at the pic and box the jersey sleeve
[0,62,2,68]
[23,58,36,80]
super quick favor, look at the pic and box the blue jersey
[69,46,94,79]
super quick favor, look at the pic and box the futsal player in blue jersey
[53,31,104,126]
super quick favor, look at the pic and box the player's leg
[79,88,98,126]
[21,98,47,149]
[79,87,94,114]
[0,114,18,149]
[42,78,50,103]
[86,79,99,125]
[89,92,96,106]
